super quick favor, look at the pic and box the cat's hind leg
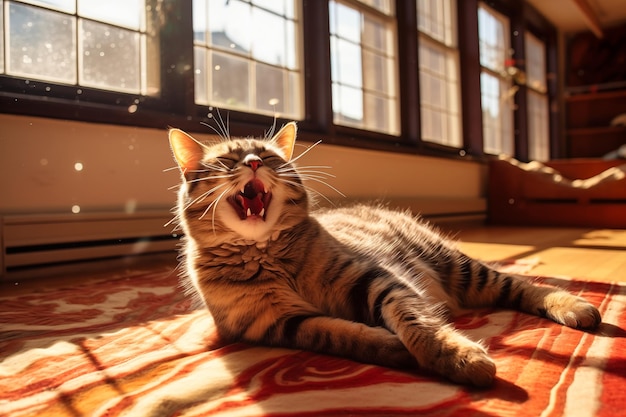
[453,260,601,330]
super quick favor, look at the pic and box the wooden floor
[445,225,626,283]
[2,226,626,297]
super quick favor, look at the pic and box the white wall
[0,113,486,216]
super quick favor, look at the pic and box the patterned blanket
[1,266,625,417]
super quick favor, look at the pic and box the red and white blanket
[1,267,625,417]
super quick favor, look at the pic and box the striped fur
[168,123,601,387]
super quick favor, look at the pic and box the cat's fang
[227,179,271,221]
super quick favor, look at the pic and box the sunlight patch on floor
[574,230,626,249]
[458,242,536,262]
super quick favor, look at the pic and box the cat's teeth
[259,208,265,217]
[241,186,246,194]
[264,187,269,194]
[246,208,252,217]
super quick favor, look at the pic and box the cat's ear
[271,122,297,161]
[169,128,205,172]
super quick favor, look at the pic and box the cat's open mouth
[227,178,272,220]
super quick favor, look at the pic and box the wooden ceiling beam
[572,0,605,38]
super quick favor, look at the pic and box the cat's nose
[244,155,263,171]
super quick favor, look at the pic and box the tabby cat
[168,122,601,387]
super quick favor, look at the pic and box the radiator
[1,211,179,280]
[0,199,486,280]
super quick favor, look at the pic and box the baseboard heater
[1,211,179,280]
[1,199,486,280]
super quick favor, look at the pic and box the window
[417,0,461,148]
[192,0,303,120]
[525,31,549,161]
[0,0,560,160]
[478,3,513,155]
[1,0,152,95]
[329,0,399,135]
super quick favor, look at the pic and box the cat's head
[169,122,308,243]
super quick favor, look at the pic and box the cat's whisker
[302,177,346,198]
[201,108,231,142]
[212,160,231,171]
[163,213,179,229]
[213,108,231,141]
[200,162,230,171]
[264,117,277,140]
[186,173,235,184]
[198,189,224,221]
[278,140,323,168]
[280,169,337,180]
[200,121,227,142]
[195,184,233,234]
[278,172,345,198]
[280,173,335,184]
[277,165,334,175]
[211,186,233,232]
[279,178,339,207]
[183,182,230,212]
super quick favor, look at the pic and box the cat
[168,121,601,387]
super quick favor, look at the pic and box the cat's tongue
[241,181,264,215]
[229,178,271,220]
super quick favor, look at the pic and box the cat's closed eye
[216,156,238,169]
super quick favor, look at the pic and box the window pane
[363,15,389,53]
[18,0,75,13]
[417,0,455,47]
[79,19,141,93]
[332,38,362,87]
[193,0,208,44]
[333,83,363,123]
[211,51,250,109]
[209,0,252,54]
[3,1,151,95]
[329,0,399,135]
[417,0,461,148]
[479,4,513,155]
[419,43,461,147]
[362,50,390,93]
[357,0,392,15]
[478,4,509,73]
[525,32,547,93]
[527,90,550,161]
[256,63,285,113]
[364,93,394,133]
[480,71,513,155]
[331,2,361,43]
[7,2,77,84]
[194,47,208,105]
[78,0,143,31]
[251,7,291,67]
[194,0,303,119]
[254,0,294,18]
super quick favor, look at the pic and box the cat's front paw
[447,344,496,387]
[543,293,601,330]
[422,330,496,387]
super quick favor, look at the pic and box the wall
[0,113,486,217]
